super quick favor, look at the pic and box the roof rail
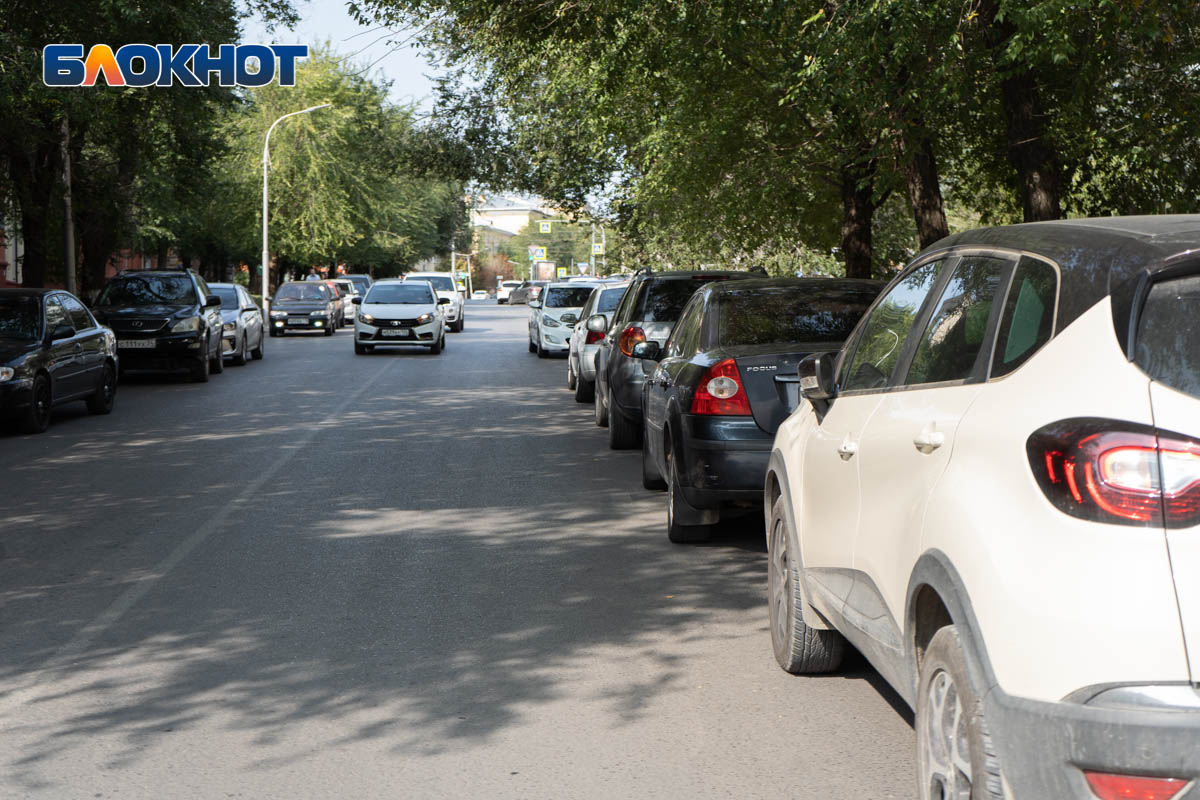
[748,265,769,276]
[633,266,653,277]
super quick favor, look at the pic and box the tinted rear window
[717,285,881,347]
[1136,273,1200,399]
[543,287,595,308]
[635,279,715,323]
[409,274,455,292]
[598,286,626,313]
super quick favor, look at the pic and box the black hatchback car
[1,289,119,433]
[634,277,884,542]
[91,270,224,382]
[592,268,758,450]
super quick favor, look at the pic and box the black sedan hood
[0,339,37,365]
[94,303,194,318]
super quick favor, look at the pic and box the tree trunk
[1001,71,1062,221]
[840,159,877,279]
[903,136,950,249]
[8,142,60,288]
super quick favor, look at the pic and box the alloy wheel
[921,669,973,800]
[768,517,793,652]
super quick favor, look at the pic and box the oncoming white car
[353,279,448,355]
[404,272,464,332]
[766,216,1200,799]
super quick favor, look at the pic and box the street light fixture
[261,103,331,313]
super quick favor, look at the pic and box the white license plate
[287,319,309,326]
[380,329,410,338]
[118,339,155,349]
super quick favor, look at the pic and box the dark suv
[591,269,756,449]
[91,270,224,382]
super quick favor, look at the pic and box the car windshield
[718,284,881,346]
[97,275,196,306]
[543,287,595,308]
[502,282,521,289]
[409,274,455,292]
[275,283,328,303]
[365,284,435,304]
[598,286,627,313]
[0,295,41,340]
[1136,273,1200,399]
[210,287,240,310]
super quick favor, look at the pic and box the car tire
[251,331,264,360]
[19,374,53,434]
[537,339,548,358]
[607,388,642,449]
[529,339,537,354]
[575,373,595,404]
[666,451,712,543]
[767,495,845,673]
[594,382,609,427]
[453,316,464,332]
[270,327,281,337]
[917,626,1004,800]
[232,334,248,366]
[210,337,224,374]
[567,358,577,390]
[324,323,334,337]
[354,341,368,355]
[191,352,210,383]
[85,362,117,415]
[642,440,667,490]
[430,335,443,355]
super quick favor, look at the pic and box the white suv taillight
[1027,418,1200,528]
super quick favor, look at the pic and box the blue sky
[240,0,443,111]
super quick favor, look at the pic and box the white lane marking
[0,357,398,715]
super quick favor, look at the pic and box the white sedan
[353,279,448,355]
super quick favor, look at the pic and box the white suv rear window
[1137,273,1200,399]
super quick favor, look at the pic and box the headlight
[358,313,375,324]
[222,322,235,332]
[270,311,288,319]
[0,367,13,382]
[543,316,561,328]
[416,313,434,324]
[171,317,201,333]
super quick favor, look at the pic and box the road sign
[592,243,605,255]
[539,221,552,234]
[556,267,568,277]
[528,245,547,261]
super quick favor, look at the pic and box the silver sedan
[209,283,265,365]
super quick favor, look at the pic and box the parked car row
[537,216,1200,799]
[1,269,269,434]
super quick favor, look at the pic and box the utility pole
[60,115,77,295]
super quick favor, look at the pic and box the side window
[44,296,69,333]
[666,296,703,358]
[60,295,95,331]
[991,256,1058,378]
[903,256,1009,386]
[841,260,944,392]
[1134,272,1200,400]
[611,279,642,330]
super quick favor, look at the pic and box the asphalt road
[0,303,916,799]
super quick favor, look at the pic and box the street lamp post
[261,104,331,313]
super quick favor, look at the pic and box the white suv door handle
[913,425,945,454]
[837,437,858,460]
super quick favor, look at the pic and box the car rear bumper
[677,414,772,508]
[577,343,600,380]
[987,685,1200,797]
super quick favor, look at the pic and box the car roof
[706,277,887,295]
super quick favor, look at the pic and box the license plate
[118,339,155,349]
[380,329,410,338]
[287,319,309,326]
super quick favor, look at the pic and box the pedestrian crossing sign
[539,221,552,233]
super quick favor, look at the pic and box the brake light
[617,325,646,357]
[585,329,605,345]
[1027,418,1200,529]
[691,358,752,416]
[1083,770,1187,800]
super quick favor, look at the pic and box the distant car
[496,280,522,304]
[471,290,489,300]
[268,281,337,336]
[508,280,547,305]
[592,269,756,449]
[322,280,348,328]
[92,269,224,382]
[353,279,448,355]
[404,272,465,332]
[567,281,629,402]
[343,273,372,296]
[1,289,119,433]
[528,282,597,358]
[635,277,883,542]
[208,283,265,365]
[332,278,360,316]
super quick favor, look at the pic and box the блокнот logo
[43,44,309,87]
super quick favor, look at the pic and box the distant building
[469,193,555,238]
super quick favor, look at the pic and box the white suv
[766,216,1200,799]
[404,272,464,332]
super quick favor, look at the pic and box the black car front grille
[109,318,169,334]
